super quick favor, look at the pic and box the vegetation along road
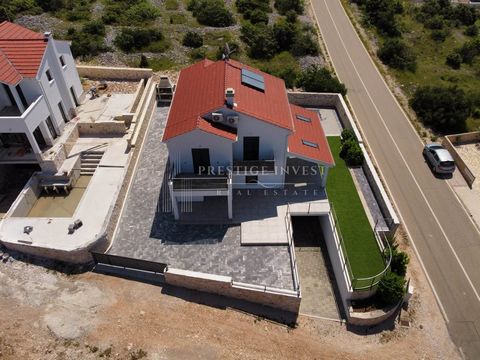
[311,0,480,358]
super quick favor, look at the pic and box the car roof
[434,149,454,162]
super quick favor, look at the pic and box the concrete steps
[80,150,104,176]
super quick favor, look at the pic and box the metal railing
[284,204,301,297]
[330,202,392,291]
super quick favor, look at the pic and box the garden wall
[288,91,399,233]
[443,132,479,187]
[76,65,153,81]
[164,268,301,313]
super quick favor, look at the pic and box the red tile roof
[288,104,334,166]
[0,21,48,86]
[162,59,293,141]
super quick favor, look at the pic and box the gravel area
[455,142,480,179]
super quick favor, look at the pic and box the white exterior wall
[166,129,233,173]
[232,113,290,189]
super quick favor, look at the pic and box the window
[246,175,258,184]
[45,116,58,139]
[302,139,318,148]
[58,102,68,123]
[15,84,28,109]
[296,114,311,122]
[59,56,66,67]
[46,70,53,82]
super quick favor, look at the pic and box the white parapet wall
[164,267,301,313]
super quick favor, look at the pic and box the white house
[163,59,334,220]
[0,21,82,164]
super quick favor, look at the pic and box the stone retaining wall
[164,268,301,313]
[76,65,153,81]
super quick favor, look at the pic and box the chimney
[44,32,51,42]
[225,88,235,108]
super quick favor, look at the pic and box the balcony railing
[232,160,275,173]
[172,174,229,191]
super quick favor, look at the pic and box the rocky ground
[0,235,460,360]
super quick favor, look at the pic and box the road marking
[334,0,480,238]
[317,0,480,318]
[311,0,450,324]
[322,0,480,303]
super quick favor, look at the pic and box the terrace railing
[330,202,392,291]
[284,204,301,297]
[232,159,275,173]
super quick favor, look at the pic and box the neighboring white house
[163,59,335,220]
[0,21,82,164]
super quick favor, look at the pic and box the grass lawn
[326,137,385,289]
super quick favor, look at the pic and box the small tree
[377,272,406,306]
[390,250,409,277]
[139,55,149,68]
[446,52,462,69]
[464,24,478,37]
[274,0,304,15]
[182,31,203,48]
[249,9,268,24]
[340,138,363,166]
[378,38,416,72]
[189,0,234,27]
[297,65,347,96]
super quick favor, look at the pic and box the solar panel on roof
[241,68,265,91]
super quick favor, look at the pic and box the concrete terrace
[109,106,320,290]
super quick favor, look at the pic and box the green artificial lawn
[326,137,385,289]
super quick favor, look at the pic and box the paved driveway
[311,1,480,357]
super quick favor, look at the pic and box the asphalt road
[311,1,480,358]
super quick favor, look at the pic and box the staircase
[80,150,104,176]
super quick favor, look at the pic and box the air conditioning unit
[226,115,239,125]
[212,112,223,122]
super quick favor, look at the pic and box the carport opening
[291,215,344,319]
[0,164,40,217]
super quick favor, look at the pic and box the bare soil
[0,242,459,360]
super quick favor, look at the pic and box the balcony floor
[0,146,38,163]
[0,106,22,117]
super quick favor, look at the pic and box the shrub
[69,33,108,58]
[424,15,445,30]
[457,38,480,64]
[274,0,304,15]
[378,38,416,72]
[464,24,478,37]
[249,9,269,24]
[340,138,363,166]
[165,0,179,10]
[241,22,277,59]
[82,20,106,36]
[297,65,347,96]
[390,250,409,277]
[37,0,65,12]
[377,272,405,306]
[236,0,271,18]
[188,0,234,27]
[410,86,470,133]
[341,128,356,142]
[259,51,300,88]
[446,52,462,69]
[273,18,296,51]
[139,55,149,68]
[114,28,163,53]
[182,31,203,48]
[360,0,403,37]
[291,24,319,56]
[450,4,477,26]
[125,2,161,23]
[0,7,13,22]
[430,28,450,42]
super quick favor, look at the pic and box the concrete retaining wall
[76,65,153,81]
[348,300,402,326]
[443,131,479,187]
[164,267,301,313]
[288,91,400,233]
[78,122,126,137]
[8,175,40,217]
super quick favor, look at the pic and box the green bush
[340,137,363,166]
[378,38,416,72]
[241,22,277,59]
[236,0,271,17]
[101,0,160,25]
[377,272,405,306]
[125,2,161,23]
[457,38,480,64]
[139,54,149,68]
[0,6,13,22]
[249,9,268,24]
[82,20,105,36]
[273,18,296,51]
[410,85,470,133]
[114,28,164,53]
[259,51,300,88]
[341,128,356,142]
[446,52,462,69]
[36,0,65,11]
[165,0,179,10]
[390,250,409,277]
[354,0,403,37]
[291,24,319,56]
[297,65,347,96]
[188,0,234,27]
[182,31,203,48]
[69,31,109,58]
[274,0,304,15]
[464,24,478,37]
